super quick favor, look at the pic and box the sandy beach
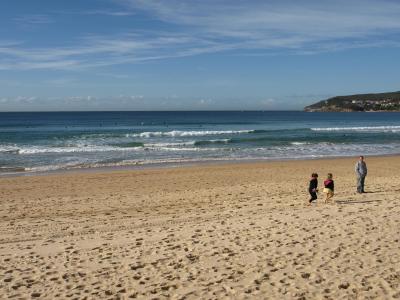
[0,156,399,299]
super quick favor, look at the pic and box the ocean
[1,111,400,175]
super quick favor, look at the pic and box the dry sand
[0,156,399,299]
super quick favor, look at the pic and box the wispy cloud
[0,95,146,110]
[0,92,360,110]
[124,0,400,37]
[14,14,53,25]
[2,0,400,70]
[83,10,135,16]
[0,32,231,70]
[125,0,400,57]
[13,14,53,30]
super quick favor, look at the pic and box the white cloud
[198,98,213,105]
[83,10,135,16]
[120,0,400,55]
[1,0,400,70]
[124,0,400,39]
[14,14,53,25]
[0,32,219,70]
[0,93,344,111]
[0,95,149,111]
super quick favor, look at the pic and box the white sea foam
[290,142,311,145]
[17,145,144,154]
[89,157,239,168]
[311,125,400,132]
[203,139,231,143]
[13,144,221,155]
[143,141,196,147]
[25,164,83,172]
[1,138,232,156]
[8,141,400,175]
[23,157,236,173]
[129,130,255,138]
[0,146,20,154]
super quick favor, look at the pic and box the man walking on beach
[355,156,367,193]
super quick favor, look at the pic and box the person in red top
[323,173,334,203]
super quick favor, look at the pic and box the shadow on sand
[336,199,382,205]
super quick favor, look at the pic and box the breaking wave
[129,130,257,138]
[311,125,400,132]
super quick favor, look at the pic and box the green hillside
[304,91,400,112]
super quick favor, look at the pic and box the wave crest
[311,125,400,132]
[129,130,255,138]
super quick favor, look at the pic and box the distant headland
[304,91,400,112]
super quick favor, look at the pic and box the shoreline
[1,152,400,179]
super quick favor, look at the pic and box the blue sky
[1,0,400,111]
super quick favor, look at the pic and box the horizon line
[0,109,305,113]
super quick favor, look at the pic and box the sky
[1,0,400,111]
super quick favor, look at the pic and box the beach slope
[0,156,399,299]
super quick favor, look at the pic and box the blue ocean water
[1,111,400,175]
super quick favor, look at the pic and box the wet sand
[0,156,399,299]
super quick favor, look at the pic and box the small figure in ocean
[308,173,318,204]
[323,173,334,203]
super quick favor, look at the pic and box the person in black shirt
[308,173,318,204]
